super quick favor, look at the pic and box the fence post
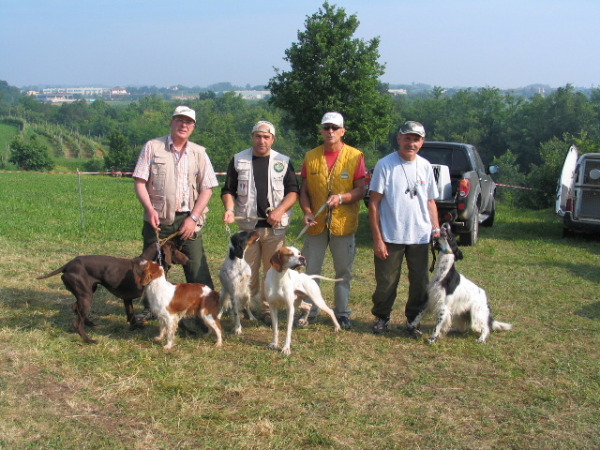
[77,169,86,231]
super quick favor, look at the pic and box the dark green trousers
[141,212,214,294]
[371,243,429,323]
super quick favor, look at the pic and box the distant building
[38,94,77,104]
[233,90,271,100]
[42,87,106,96]
[388,89,407,96]
[34,86,129,103]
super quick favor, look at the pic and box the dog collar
[440,247,452,254]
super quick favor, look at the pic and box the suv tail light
[458,179,471,198]
[566,198,573,212]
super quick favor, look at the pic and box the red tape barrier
[496,183,542,192]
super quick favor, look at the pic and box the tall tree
[267,2,393,149]
[104,131,137,172]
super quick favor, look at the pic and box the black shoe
[372,317,390,334]
[337,316,352,330]
[406,324,423,339]
[135,308,155,323]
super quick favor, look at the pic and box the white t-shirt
[370,152,439,244]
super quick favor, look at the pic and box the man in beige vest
[133,106,218,320]
[299,112,368,330]
[222,121,299,324]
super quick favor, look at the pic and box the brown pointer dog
[37,241,188,344]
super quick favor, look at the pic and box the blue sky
[1,0,598,89]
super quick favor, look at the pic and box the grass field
[1,172,599,449]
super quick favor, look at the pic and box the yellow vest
[304,144,363,236]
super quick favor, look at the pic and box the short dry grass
[0,172,598,449]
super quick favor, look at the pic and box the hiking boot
[134,308,155,323]
[337,316,352,330]
[372,317,390,334]
[406,324,423,339]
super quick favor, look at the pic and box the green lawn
[0,172,598,449]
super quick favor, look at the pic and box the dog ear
[270,250,283,272]
[162,241,189,266]
[454,248,464,260]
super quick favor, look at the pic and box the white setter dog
[409,223,512,343]
[218,230,260,335]
[137,260,223,350]
[265,246,341,355]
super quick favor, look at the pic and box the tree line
[3,81,598,208]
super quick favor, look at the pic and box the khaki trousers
[244,227,286,315]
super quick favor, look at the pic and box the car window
[452,150,471,175]
[419,148,452,166]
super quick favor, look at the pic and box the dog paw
[426,337,438,345]
[281,347,291,356]
[295,318,308,327]
[234,327,242,335]
[214,341,223,347]
[268,343,278,351]
[163,345,173,351]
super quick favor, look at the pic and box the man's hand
[373,239,389,260]
[223,209,235,224]
[145,209,161,229]
[267,207,284,227]
[179,217,197,240]
[303,213,316,227]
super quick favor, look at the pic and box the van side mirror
[488,165,499,175]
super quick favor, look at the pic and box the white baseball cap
[252,120,276,136]
[172,106,196,123]
[320,112,344,127]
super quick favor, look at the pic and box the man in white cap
[222,120,299,324]
[368,120,441,337]
[298,112,368,329]
[133,106,218,320]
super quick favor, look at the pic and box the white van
[556,146,600,236]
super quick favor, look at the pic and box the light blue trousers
[301,229,356,318]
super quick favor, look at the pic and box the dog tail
[37,266,66,280]
[491,320,512,332]
[308,275,343,283]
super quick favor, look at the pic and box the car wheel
[481,199,495,227]
[460,204,479,246]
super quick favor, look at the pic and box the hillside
[0,117,107,170]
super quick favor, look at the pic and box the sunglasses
[322,125,342,131]
[174,117,195,125]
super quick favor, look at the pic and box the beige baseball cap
[252,120,276,136]
[172,106,196,123]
